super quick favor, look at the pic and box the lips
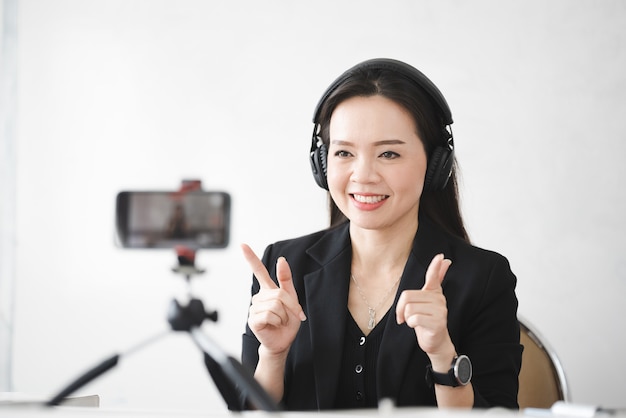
[351,194,388,204]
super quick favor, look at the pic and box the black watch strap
[425,355,472,387]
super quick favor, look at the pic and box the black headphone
[309,58,455,192]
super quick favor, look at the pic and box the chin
[347,216,389,231]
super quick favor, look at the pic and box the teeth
[353,194,386,204]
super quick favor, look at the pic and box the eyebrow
[331,139,406,146]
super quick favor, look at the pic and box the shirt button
[355,364,363,373]
[356,391,363,401]
[359,336,366,346]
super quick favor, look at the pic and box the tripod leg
[190,327,280,412]
[45,330,170,407]
[46,355,119,406]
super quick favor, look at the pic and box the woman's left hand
[396,253,455,361]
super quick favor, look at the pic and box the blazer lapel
[303,224,352,409]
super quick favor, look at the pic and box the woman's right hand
[241,244,307,356]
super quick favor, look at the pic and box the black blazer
[242,217,522,410]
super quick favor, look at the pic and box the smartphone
[115,190,231,249]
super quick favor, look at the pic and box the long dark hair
[316,66,469,242]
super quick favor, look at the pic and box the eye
[334,150,353,158]
[380,151,400,159]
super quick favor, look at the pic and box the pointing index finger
[241,243,277,289]
[422,253,452,291]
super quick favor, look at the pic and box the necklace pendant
[367,308,376,330]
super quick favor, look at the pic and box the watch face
[455,355,472,385]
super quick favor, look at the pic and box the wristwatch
[426,355,472,387]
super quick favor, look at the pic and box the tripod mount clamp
[168,245,218,330]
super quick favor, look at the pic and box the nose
[350,156,380,184]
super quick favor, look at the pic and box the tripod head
[168,246,218,330]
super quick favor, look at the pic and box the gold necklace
[351,274,402,330]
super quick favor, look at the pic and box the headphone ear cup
[310,142,329,190]
[424,146,452,192]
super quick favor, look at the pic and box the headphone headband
[312,58,453,126]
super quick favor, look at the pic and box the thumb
[276,257,307,321]
[422,254,452,291]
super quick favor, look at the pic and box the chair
[518,316,570,409]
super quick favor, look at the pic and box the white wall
[0,0,18,395]
[9,0,626,412]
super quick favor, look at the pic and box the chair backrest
[518,316,570,409]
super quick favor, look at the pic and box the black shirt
[333,309,390,409]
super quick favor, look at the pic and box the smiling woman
[237,58,522,411]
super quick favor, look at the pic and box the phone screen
[115,191,230,249]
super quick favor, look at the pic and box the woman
[240,58,522,410]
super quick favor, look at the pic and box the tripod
[46,254,279,412]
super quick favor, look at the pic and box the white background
[3,0,625,412]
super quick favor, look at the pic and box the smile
[352,194,388,204]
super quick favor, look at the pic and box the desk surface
[0,406,508,418]
[1,404,623,418]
